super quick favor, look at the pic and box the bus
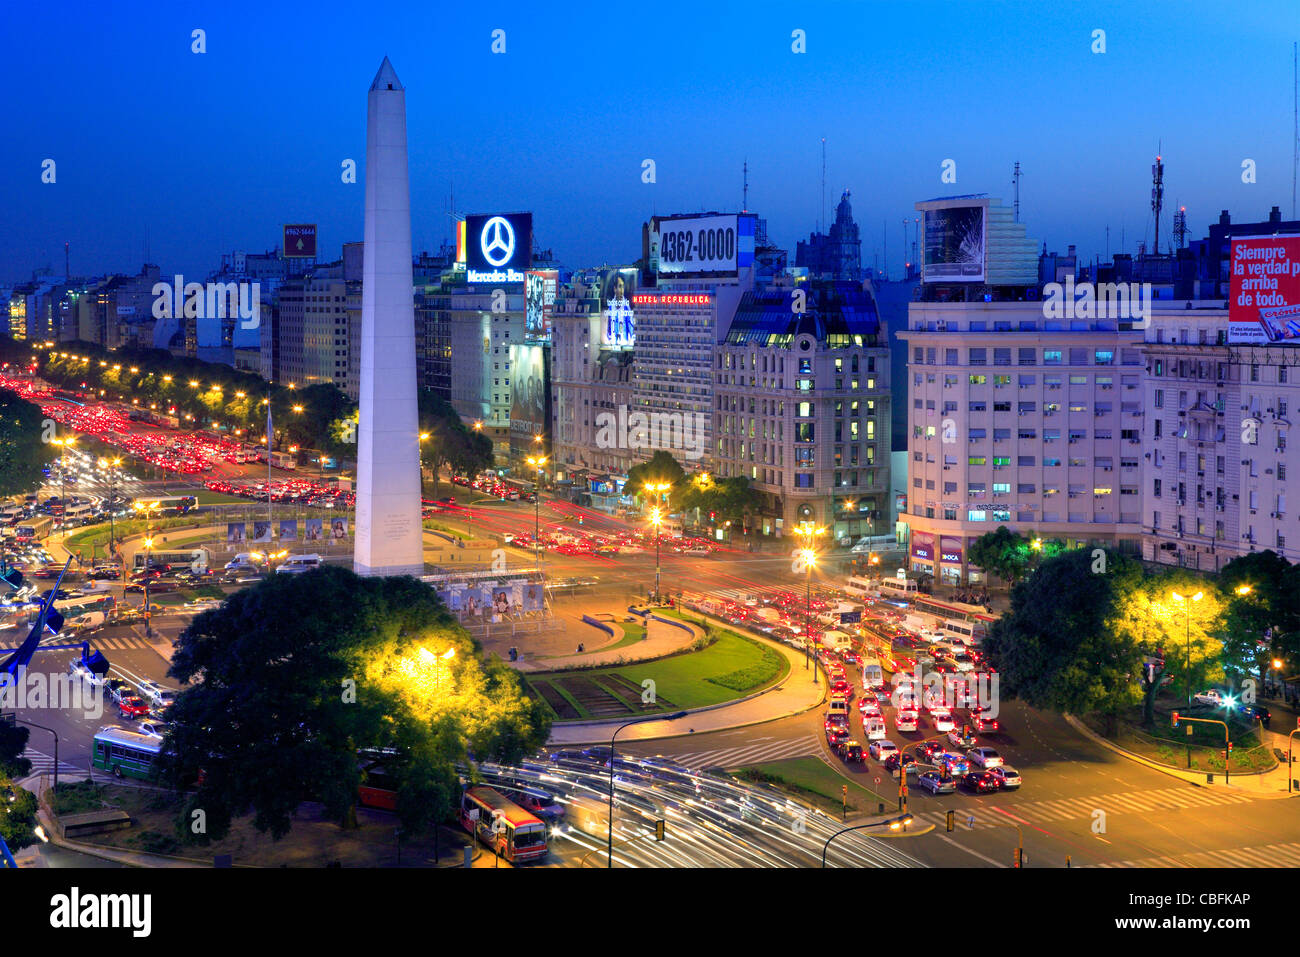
[270,450,297,470]
[459,786,549,864]
[14,516,52,543]
[844,576,876,599]
[143,495,198,515]
[910,595,996,628]
[91,726,162,780]
[62,501,98,523]
[942,618,989,644]
[134,549,210,574]
[357,753,400,811]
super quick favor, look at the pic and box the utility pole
[1012,161,1022,223]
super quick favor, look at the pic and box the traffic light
[945,810,955,832]
[654,819,666,842]
[1171,711,1180,728]
[1014,847,1023,868]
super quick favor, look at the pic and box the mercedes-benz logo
[480,216,516,267]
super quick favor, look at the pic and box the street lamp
[607,711,687,867]
[1171,590,1203,709]
[794,522,826,682]
[526,455,547,573]
[645,482,672,602]
[98,456,122,555]
[820,814,915,867]
[419,645,457,693]
[51,436,76,541]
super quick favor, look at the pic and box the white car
[894,711,919,732]
[931,709,955,733]
[966,746,1004,768]
[989,765,1021,789]
[868,739,898,762]
[1193,689,1228,708]
[136,720,168,738]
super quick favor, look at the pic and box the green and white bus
[91,726,162,780]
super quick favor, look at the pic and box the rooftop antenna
[821,137,826,234]
[1012,161,1022,223]
[1151,147,1164,256]
[1173,204,1188,251]
[902,218,908,274]
[742,159,749,213]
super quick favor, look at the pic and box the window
[969,374,987,385]
[1044,350,1062,365]
[969,456,987,465]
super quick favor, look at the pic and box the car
[947,728,977,749]
[824,711,849,732]
[136,720,168,738]
[837,739,864,763]
[826,726,851,748]
[968,707,1000,733]
[931,709,955,732]
[858,697,882,718]
[117,695,150,719]
[67,658,97,685]
[966,746,1004,768]
[916,770,956,795]
[104,679,129,703]
[917,740,947,763]
[1239,704,1271,727]
[841,649,863,666]
[960,770,1000,794]
[989,765,1022,789]
[882,751,916,774]
[830,679,854,700]
[868,739,898,761]
[894,710,919,732]
[934,752,970,777]
[1193,688,1229,708]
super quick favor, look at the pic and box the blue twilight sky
[2,0,1298,285]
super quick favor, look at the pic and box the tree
[966,527,1030,587]
[0,723,37,854]
[0,722,32,780]
[0,388,50,496]
[626,451,686,500]
[161,567,550,843]
[1215,551,1300,691]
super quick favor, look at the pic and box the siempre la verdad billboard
[923,202,986,283]
[1229,236,1300,344]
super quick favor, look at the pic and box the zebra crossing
[635,736,823,770]
[21,748,84,778]
[37,633,158,652]
[1090,842,1300,868]
[909,784,1260,831]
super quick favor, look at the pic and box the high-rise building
[275,273,357,392]
[714,279,890,536]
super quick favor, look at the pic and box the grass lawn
[192,491,251,506]
[735,756,889,816]
[599,621,646,653]
[530,628,789,718]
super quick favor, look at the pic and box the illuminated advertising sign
[601,268,637,349]
[525,269,558,337]
[1229,236,1300,344]
[465,213,532,283]
[911,532,934,561]
[630,293,712,306]
[283,224,317,259]
[940,536,963,564]
[509,343,550,457]
[923,204,985,282]
[653,213,755,279]
[455,219,467,265]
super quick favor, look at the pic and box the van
[277,553,323,574]
[225,553,263,570]
[65,611,106,631]
[863,717,887,740]
[862,660,885,691]
[827,698,851,722]
[844,576,875,599]
[823,630,853,652]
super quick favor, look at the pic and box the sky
[3,0,1299,285]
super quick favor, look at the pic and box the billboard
[653,213,755,279]
[304,518,324,542]
[525,269,558,337]
[465,213,532,283]
[601,268,637,349]
[283,224,317,259]
[1229,236,1300,344]
[509,343,550,457]
[923,204,986,282]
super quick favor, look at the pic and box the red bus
[459,786,549,864]
[357,755,398,811]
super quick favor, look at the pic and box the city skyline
[4,0,1298,284]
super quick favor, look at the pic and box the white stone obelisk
[354,57,424,577]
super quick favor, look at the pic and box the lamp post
[52,437,76,541]
[607,711,686,867]
[645,482,672,602]
[527,455,548,574]
[1171,590,1203,708]
[820,814,914,867]
[13,718,59,791]
[98,456,122,555]
[135,499,162,638]
[794,522,825,682]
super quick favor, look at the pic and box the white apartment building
[448,285,524,457]
[1141,305,1300,570]
[899,300,1145,585]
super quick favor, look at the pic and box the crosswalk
[1090,842,1300,868]
[909,784,1260,832]
[37,634,158,652]
[21,748,84,778]
[636,736,823,770]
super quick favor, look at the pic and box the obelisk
[354,57,424,577]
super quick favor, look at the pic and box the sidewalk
[1065,714,1295,796]
[547,635,827,746]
